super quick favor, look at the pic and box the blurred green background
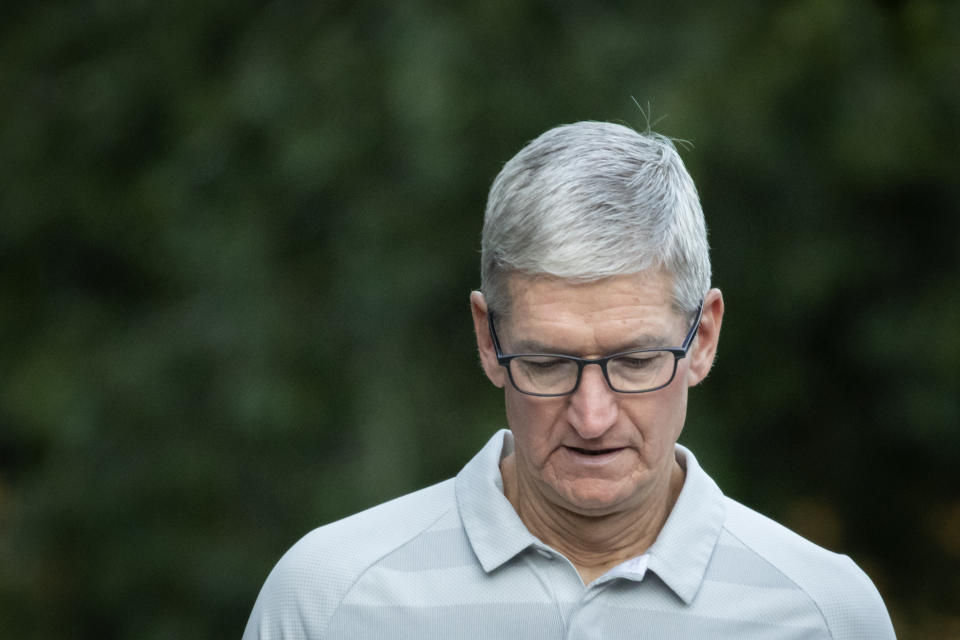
[1,1,958,638]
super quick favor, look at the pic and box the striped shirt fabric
[243,430,896,639]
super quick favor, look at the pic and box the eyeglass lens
[509,351,675,395]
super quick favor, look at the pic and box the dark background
[1,1,958,638]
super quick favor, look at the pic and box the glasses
[488,300,704,397]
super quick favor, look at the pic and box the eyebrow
[509,333,673,356]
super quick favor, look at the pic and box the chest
[324,547,830,639]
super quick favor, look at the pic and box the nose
[567,363,619,439]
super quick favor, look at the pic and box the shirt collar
[456,431,726,604]
[645,444,726,604]
[456,430,541,572]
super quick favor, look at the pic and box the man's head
[480,121,710,320]
[470,121,724,519]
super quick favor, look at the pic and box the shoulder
[722,497,896,640]
[243,479,457,640]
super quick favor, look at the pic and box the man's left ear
[687,288,724,387]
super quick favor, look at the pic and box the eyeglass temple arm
[487,312,505,360]
[680,300,705,352]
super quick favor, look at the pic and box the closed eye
[614,353,662,369]
[521,357,568,370]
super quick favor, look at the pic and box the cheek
[657,381,689,440]
[504,391,565,458]
[628,381,689,446]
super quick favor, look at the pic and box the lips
[568,446,623,456]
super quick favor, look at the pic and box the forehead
[502,271,682,352]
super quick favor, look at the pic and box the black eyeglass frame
[487,299,705,397]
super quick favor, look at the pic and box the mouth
[567,446,623,456]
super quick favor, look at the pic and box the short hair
[480,121,711,319]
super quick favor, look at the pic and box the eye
[520,357,567,370]
[614,353,662,369]
[611,351,667,372]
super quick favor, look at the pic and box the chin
[555,481,637,515]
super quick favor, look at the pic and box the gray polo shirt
[243,430,895,639]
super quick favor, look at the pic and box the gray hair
[480,121,711,318]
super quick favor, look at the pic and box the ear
[470,291,506,389]
[686,288,724,387]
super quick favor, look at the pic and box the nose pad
[568,364,618,439]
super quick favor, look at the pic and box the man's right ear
[470,291,506,389]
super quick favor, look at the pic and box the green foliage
[1,1,958,637]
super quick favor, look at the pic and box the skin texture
[470,271,724,583]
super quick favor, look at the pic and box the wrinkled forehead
[498,271,686,351]
[504,270,675,314]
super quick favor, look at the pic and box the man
[243,122,896,638]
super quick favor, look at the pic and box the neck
[500,454,685,585]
